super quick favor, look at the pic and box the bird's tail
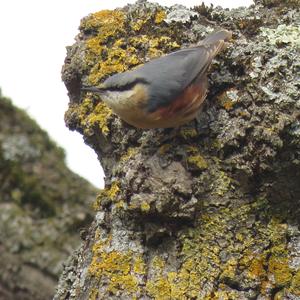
[198,30,232,46]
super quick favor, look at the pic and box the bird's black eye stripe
[106,78,148,91]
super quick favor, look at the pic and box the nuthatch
[82,30,232,129]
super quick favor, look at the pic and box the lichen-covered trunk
[55,0,300,299]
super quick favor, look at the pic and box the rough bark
[56,0,300,299]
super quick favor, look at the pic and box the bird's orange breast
[106,79,208,129]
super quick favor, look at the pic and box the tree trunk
[55,0,300,299]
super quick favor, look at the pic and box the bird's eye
[105,78,148,91]
[108,81,137,91]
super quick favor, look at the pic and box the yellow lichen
[83,10,127,83]
[140,201,151,213]
[148,37,179,58]
[87,43,129,85]
[219,258,238,281]
[133,256,146,275]
[115,199,126,209]
[130,18,148,31]
[208,290,241,300]
[217,88,239,111]
[289,269,300,296]
[187,155,208,170]
[66,98,112,136]
[152,256,166,271]
[94,181,120,209]
[268,256,292,287]
[90,249,137,293]
[158,144,171,155]
[146,257,175,299]
[212,171,234,196]
[211,139,222,150]
[154,9,166,24]
[88,288,99,300]
[186,146,208,170]
[247,255,267,279]
[121,147,139,162]
[89,240,146,297]
[86,101,112,135]
[140,199,297,299]
[83,10,138,85]
[186,145,198,154]
[81,10,125,34]
[146,277,172,299]
[107,182,120,199]
[84,8,179,86]
[180,128,198,139]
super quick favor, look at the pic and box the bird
[82,30,232,129]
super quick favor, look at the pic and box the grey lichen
[165,4,199,24]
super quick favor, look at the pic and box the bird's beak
[81,85,105,93]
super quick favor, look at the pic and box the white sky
[0,0,253,188]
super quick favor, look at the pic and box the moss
[0,94,96,298]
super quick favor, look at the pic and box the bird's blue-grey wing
[135,46,214,113]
